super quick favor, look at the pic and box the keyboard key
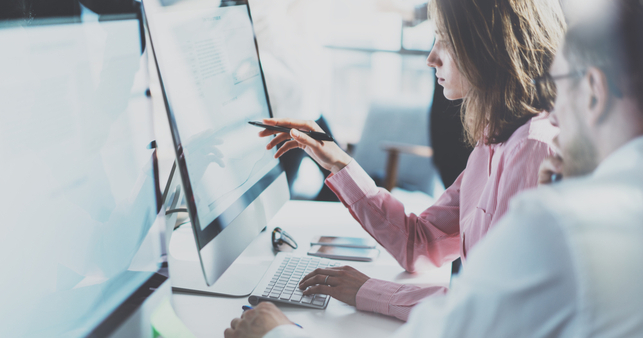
[301,295,313,304]
[257,257,337,306]
[290,294,303,302]
[280,293,292,300]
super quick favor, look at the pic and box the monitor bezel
[143,0,283,252]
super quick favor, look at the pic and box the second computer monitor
[145,0,289,287]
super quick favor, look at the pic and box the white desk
[171,201,451,337]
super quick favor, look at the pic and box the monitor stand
[161,162,280,297]
[166,222,274,296]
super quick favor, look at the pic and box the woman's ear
[584,67,611,126]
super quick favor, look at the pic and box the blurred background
[148,0,464,211]
[0,0,468,209]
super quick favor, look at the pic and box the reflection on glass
[150,4,279,231]
[0,17,160,337]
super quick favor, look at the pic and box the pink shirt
[325,113,557,321]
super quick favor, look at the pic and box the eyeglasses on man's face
[532,67,624,113]
[531,70,585,112]
[272,227,298,252]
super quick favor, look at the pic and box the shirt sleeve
[263,324,311,338]
[355,278,447,322]
[393,194,577,338]
[326,161,461,272]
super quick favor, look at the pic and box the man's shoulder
[509,175,643,336]
[510,175,643,228]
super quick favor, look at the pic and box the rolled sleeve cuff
[263,325,310,338]
[355,278,403,316]
[325,160,379,206]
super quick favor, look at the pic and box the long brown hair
[430,0,566,146]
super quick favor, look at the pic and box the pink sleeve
[355,278,447,322]
[326,161,461,272]
[489,139,556,230]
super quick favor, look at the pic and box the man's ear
[584,67,611,126]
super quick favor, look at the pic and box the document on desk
[149,5,279,231]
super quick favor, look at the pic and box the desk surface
[171,200,450,338]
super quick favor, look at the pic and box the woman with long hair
[257,0,565,322]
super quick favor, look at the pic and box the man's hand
[224,302,292,338]
[538,155,564,185]
[298,266,370,306]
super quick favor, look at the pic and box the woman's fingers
[301,284,335,298]
[290,129,322,148]
[273,140,301,158]
[266,132,292,150]
[299,274,332,290]
[298,268,341,289]
[296,266,368,307]
[258,128,280,137]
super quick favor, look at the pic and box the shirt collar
[592,135,643,179]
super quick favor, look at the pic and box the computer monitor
[144,0,289,292]
[0,13,170,337]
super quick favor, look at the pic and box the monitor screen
[0,15,162,337]
[146,0,281,251]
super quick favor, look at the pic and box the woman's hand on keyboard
[298,266,370,306]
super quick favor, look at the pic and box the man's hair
[429,0,566,147]
[563,0,643,111]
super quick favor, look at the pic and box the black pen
[248,121,335,142]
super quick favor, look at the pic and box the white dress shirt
[264,136,643,338]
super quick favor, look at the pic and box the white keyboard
[248,253,341,309]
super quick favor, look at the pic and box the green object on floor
[151,297,196,338]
